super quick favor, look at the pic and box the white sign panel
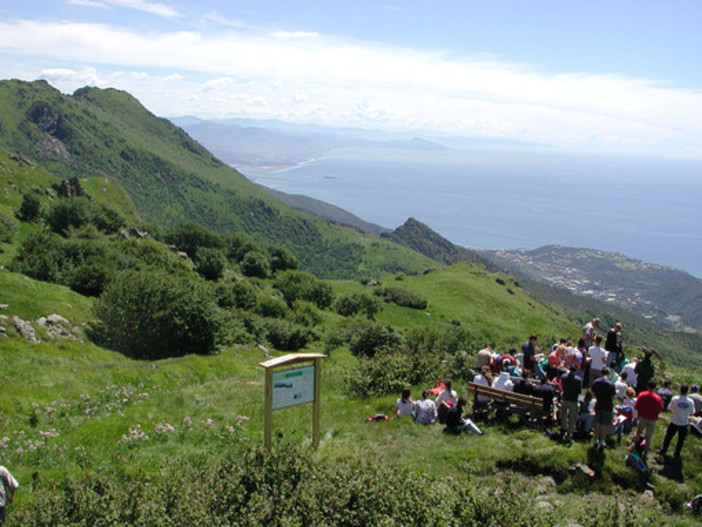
[272,365,315,409]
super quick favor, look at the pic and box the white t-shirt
[588,346,607,372]
[614,379,628,400]
[414,398,437,424]
[435,389,457,408]
[621,363,638,387]
[473,373,491,402]
[395,398,415,418]
[492,372,514,392]
[669,395,695,426]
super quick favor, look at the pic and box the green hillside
[1,81,702,525]
[0,79,434,278]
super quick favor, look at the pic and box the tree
[240,250,270,278]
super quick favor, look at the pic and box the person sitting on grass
[395,387,415,418]
[445,396,484,435]
[413,390,437,425]
[435,380,458,424]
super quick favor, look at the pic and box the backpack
[625,453,649,474]
[686,494,702,516]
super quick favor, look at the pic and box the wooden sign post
[259,352,326,450]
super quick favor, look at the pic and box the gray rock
[12,316,39,343]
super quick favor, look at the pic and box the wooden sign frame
[259,353,326,450]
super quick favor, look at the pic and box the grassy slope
[0,80,436,278]
[1,268,701,524]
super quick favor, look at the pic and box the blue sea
[244,147,702,278]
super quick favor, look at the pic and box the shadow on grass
[659,454,684,483]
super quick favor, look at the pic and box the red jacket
[635,391,664,420]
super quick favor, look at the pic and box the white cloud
[3,18,702,156]
[69,0,108,8]
[71,0,179,18]
[39,66,102,88]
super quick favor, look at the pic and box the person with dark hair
[659,384,696,458]
[533,377,555,418]
[615,371,629,402]
[605,322,624,370]
[588,335,607,387]
[560,364,583,441]
[414,390,437,424]
[0,465,18,527]
[688,385,702,416]
[590,367,616,449]
[521,334,539,373]
[395,387,415,418]
[513,370,536,396]
[634,380,664,453]
[656,380,674,410]
[435,380,458,424]
[635,349,655,394]
[444,396,484,435]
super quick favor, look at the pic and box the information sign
[272,365,315,409]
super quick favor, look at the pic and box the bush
[374,286,428,310]
[70,263,112,297]
[248,316,313,351]
[17,193,42,222]
[255,297,289,318]
[334,293,382,319]
[267,246,299,272]
[240,250,271,278]
[164,223,223,259]
[274,270,333,309]
[195,247,227,281]
[348,321,402,358]
[92,270,222,359]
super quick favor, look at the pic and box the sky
[1,0,702,157]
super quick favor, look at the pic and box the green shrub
[17,192,42,222]
[248,316,313,351]
[255,296,289,319]
[164,222,223,259]
[374,286,428,310]
[274,270,333,309]
[348,320,402,358]
[267,245,299,272]
[70,263,112,297]
[92,270,222,359]
[195,247,226,281]
[291,300,322,327]
[240,250,271,278]
[334,293,382,319]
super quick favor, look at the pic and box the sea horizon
[244,146,702,279]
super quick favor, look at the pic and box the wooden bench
[467,382,547,424]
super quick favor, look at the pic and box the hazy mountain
[170,116,447,170]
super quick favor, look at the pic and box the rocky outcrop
[12,315,40,343]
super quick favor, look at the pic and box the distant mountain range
[477,245,702,333]
[170,116,447,171]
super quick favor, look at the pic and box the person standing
[521,334,538,373]
[582,318,600,347]
[0,465,19,527]
[560,364,583,441]
[659,384,696,458]
[588,335,607,387]
[635,350,655,394]
[605,322,624,369]
[634,381,664,453]
[590,367,616,449]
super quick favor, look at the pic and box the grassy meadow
[2,262,702,525]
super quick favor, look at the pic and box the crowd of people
[394,319,702,459]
